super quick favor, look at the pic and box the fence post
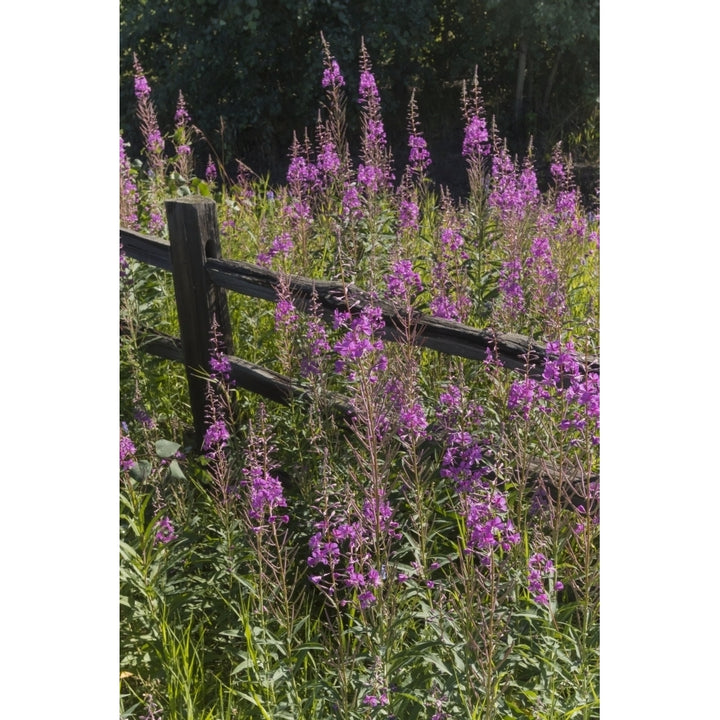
[165,197,234,448]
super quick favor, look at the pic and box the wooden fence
[120,196,599,451]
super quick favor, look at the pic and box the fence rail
[120,196,599,449]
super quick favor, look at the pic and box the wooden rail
[120,197,599,448]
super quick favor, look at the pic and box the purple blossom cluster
[242,408,289,530]
[436,386,519,561]
[436,387,489,494]
[543,341,600,444]
[316,141,341,180]
[287,152,320,192]
[133,66,151,99]
[507,377,543,420]
[207,316,235,386]
[397,198,420,233]
[119,137,139,229]
[300,312,331,377]
[257,232,294,268]
[403,88,432,185]
[363,692,389,708]
[307,493,398,609]
[333,305,387,382]
[487,140,540,220]
[132,55,164,161]
[462,115,490,159]
[357,162,388,194]
[359,69,380,106]
[497,258,526,318]
[203,420,230,454]
[529,235,564,315]
[120,431,136,471]
[205,157,217,183]
[322,59,345,89]
[528,552,563,606]
[383,259,423,304]
[465,491,520,561]
[341,183,362,220]
[398,402,429,443]
[174,91,191,126]
[408,132,432,174]
[275,296,298,330]
[209,353,232,384]
[429,224,471,322]
[134,407,157,428]
[357,41,394,192]
[505,341,600,460]
[154,515,178,544]
[244,465,289,528]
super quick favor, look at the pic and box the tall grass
[120,39,599,720]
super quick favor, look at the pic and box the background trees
[120,0,598,195]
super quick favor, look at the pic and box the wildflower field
[120,39,599,720]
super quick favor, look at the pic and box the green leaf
[129,459,151,482]
[155,439,181,458]
[167,458,186,480]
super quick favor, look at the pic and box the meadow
[120,39,599,719]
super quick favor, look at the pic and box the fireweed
[121,38,598,719]
[132,54,166,235]
[120,137,140,229]
[171,90,195,183]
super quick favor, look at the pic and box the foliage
[120,42,599,719]
[120,0,598,186]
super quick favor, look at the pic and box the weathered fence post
[165,197,234,448]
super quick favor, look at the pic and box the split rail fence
[120,196,599,501]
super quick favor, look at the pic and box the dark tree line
[120,0,598,195]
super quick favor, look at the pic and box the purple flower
[322,59,345,88]
[209,353,232,382]
[174,91,191,126]
[333,305,386,378]
[398,402,428,441]
[488,142,522,217]
[408,132,432,173]
[120,433,136,471]
[205,157,217,183]
[203,420,230,452]
[398,198,420,232]
[342,183,362,219]
[257,232,294,268]
[357,163,387,193]
[119,137,139,229]
[242,407,288,529]
[275,297,298,329]
[317,141,341,179]
[384,259,423,301]
[133,66,151,100]
[462,115,490,158]
[300,313,331,377]
[308,532,340,567]
[528,553,560,606]
[154,516,178,544]
[518,156,540,207]
[245,466,287,526]
[465,492,519,557]
[498,258,526,316]
[287,154,319,189]
[359,70,380,105]
[134,407,156,429]
[507,378,538,420]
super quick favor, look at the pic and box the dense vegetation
[120,38,598,719]
[120,0,599,193]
